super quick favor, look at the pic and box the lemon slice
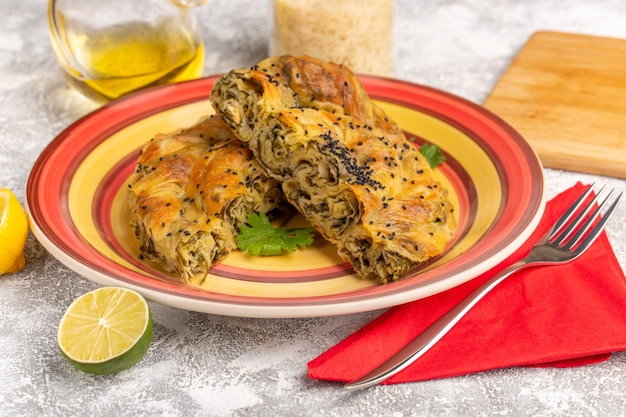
[0,188,29,275]
[58,287,153,374]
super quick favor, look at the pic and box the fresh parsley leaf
[420,143,446,168]
[237,212,315,256]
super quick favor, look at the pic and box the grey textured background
[2,0,626,415]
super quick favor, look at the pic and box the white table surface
[2,0,626,416]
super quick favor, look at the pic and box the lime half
[58,287,153,374]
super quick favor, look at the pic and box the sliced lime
[58,287,153,374]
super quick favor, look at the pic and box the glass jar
[270,0,394,77]
[48,0,207,103]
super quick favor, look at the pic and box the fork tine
[553,185,608,247]
[548,183,599,241]
[565,190,623,253]
[561,188,613,249]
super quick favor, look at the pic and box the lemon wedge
[0,188,29,275]
[58,287,153,374]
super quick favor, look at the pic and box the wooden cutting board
[484,31,626,179]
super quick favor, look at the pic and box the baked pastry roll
[127,114,285,282]
[211,55,457,283]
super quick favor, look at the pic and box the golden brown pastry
[127,114,286,282]
[210,55,457,283]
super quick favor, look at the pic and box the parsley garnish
[420,143,446,168]
[237,212,315,256]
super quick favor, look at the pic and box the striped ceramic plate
[26,76,544,318]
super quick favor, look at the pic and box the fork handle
[345,259,528,391]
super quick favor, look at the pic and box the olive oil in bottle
[56,20,204,102]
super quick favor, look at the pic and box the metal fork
[346,184,623,391]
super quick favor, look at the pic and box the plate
[26,76,544,318]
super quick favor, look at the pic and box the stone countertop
[2,0,626,415]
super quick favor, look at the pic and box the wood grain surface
[484,31,626,178]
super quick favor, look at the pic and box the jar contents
[270,0,394,76]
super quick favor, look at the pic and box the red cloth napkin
[308,183,626,384]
